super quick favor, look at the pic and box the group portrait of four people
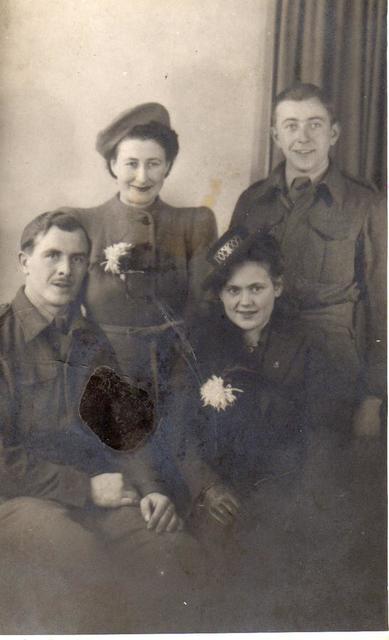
[0,82,386,633]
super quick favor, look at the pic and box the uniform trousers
[0,497,204,633]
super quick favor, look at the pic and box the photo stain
[202,178,222,209]
[79,366,155,451]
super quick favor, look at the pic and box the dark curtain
[270,0,386,189]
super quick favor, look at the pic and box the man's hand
[140,493,183,534]
[91,473,140,508]
[203,484,240,526]
[353,395,383,438]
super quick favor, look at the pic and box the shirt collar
[315,163,346,206]
[12,287,85,343]
[24,287,57,322]
[259,161,345,208]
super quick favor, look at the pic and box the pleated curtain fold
[267,0,386,189]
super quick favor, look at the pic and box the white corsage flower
[101,242,134,280]
[200,375,243,412]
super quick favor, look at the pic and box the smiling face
[19,226,89,316]
[110,137,170,208]
[219,261,283,341]
[271,97,340,183]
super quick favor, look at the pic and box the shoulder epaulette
[246,178,268,193]
[341,171,378,193]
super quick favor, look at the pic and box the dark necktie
[54,316,69,335]
[281,177,315,283]
[47,316,72,362]
[288,177,313,205]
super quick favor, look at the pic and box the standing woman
[68,103,217,401]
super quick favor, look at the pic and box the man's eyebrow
[71,252,88,257]
[281,116,326,123]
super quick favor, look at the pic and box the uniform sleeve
[230,187,251,228]
[360,195,387,397]
[185,207,217,314]
[0,359,92,508]
[121,444,168,497]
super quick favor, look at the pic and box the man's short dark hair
[20,211,91,255]
[272,82,338,125]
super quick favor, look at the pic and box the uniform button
[141,216,151,225]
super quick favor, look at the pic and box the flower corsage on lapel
[101,242,147,281]
[200,375,243,412]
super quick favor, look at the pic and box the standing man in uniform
[231,82,385,438]
[229,82,386,629]
[0,210,202,633]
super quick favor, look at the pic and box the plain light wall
[0,0,276,302]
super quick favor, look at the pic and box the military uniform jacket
[68,195,217,327]
[230,162,386,397]
[0,289,165,507]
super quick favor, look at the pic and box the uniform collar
[12,287,86,343]
[24,287,57,322]
[256,161,345,207]
[316,163,346,207]
[255,163,286,201]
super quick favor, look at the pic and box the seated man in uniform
[0,211,201,633]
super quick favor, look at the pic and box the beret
[96,102,171,159]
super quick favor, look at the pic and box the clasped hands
[90,472,183,533]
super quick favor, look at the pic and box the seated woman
[171,227,334,519]
[165,227,340,628]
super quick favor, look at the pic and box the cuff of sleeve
[26,464,92,508]
[137,480,168,497]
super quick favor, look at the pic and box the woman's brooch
[200,375,243,412]
[101,242,143,281]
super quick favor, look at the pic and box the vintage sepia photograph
[0,0,386,635]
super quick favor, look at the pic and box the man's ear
[18,251,30,275]
[271,126,281,149]
[330,122,341,147]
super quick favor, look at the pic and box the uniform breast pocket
[18,362,61,435]
[302,211,358,285]
[318,236,357,285]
